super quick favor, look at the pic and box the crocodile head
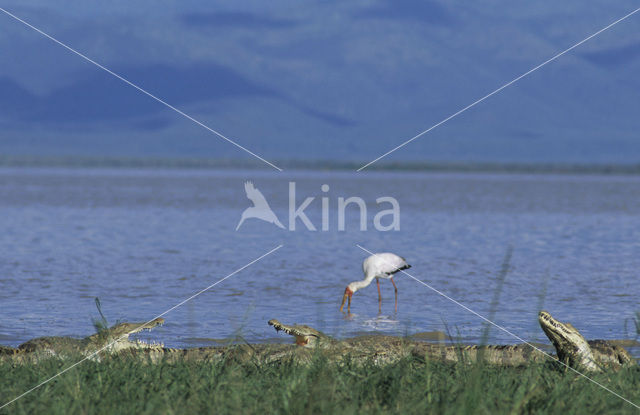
[88,317,165,353]
[268,319,328,348]
[538,311,599,371]
[105,318,165,339]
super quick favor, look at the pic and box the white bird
[340,252,410,314]
[236,181,285,230]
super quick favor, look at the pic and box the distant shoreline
[2,155,640,175]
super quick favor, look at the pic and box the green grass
[1,355,639,414]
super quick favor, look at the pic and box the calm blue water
[1,167,639,354]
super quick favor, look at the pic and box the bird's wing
[244,181,270,208]
[383,253,410,274]
[365,252,410,277]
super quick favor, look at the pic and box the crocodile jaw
[268,319,319,348]
[88,317,166,356]
[538,311,599,371]
[109,317,165,339]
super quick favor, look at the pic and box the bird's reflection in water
[362,315,400,331]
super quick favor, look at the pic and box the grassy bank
[1,355,639,414]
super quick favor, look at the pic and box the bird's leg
[391,277,398,313]
[376,278,382,313]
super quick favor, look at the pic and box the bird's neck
[350,276,374,292]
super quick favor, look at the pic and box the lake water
[1,167,639,356]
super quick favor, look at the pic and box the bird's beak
[339,287,353,313]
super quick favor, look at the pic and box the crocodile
[1,312,635,372]
[268,311,636,371]
[0,318,165,362]
[268,319,335,347]
[538,311,633,371]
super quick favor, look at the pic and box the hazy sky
[0,1,638,164]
